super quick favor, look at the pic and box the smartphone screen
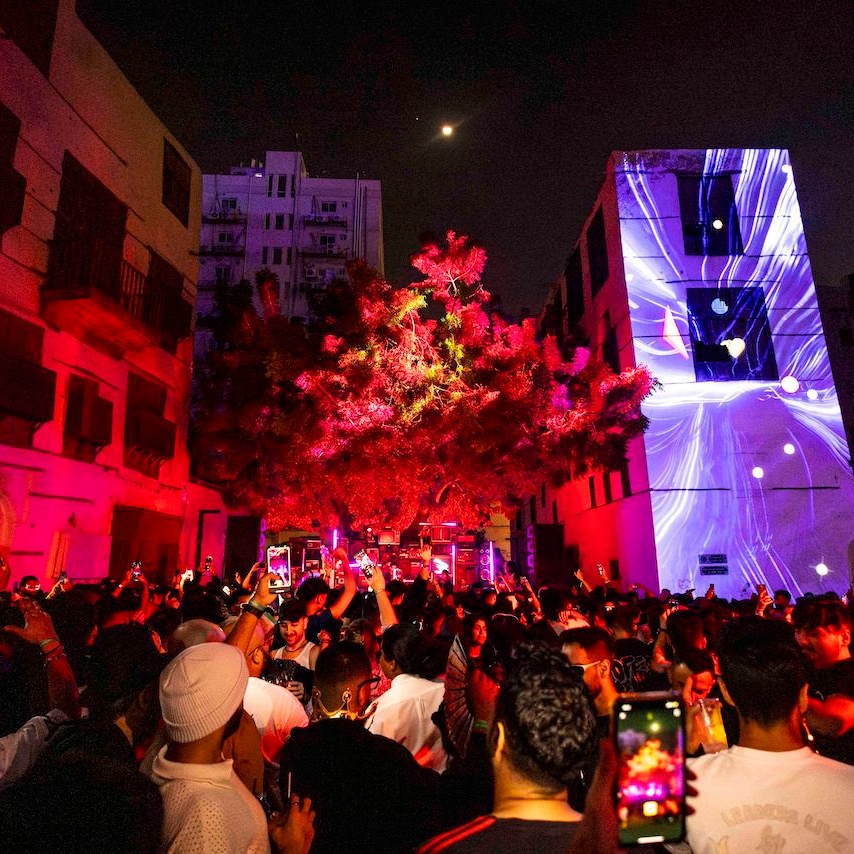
[353,549,374,580]
[615,695,686,846]
[266,545,292,592]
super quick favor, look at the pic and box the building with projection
[196,153,383,332]
[514,149,854,598]
[0,0,230,587]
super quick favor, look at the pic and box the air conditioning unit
[209,211,220,219]
[305,267,317,279]
[315,215,326,223]
[333,215,342,222]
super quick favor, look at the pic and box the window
[588,476,597,508]
[264,213,271,230]
[286,247,292,266]
[49,153,126,299]
[222,197,238,211]
[686,287,778,382]
[262,247,269,265]
[677,174,743,256]
[272,247,282,265]
[147,251,191,352]
[162,140,191,227]
[619,459,632,497]
[319,234,336,247]
[552,500,558,525]
[275,214,284,230]
[565,247,584,328]
[267,175,274,197]
[63,375,112,463]
[603,471,613,504]
[528,496,537,525]
[541,483,546,508]
[586,207,608,297]
[217,232,234,244]
[321,201,337,213]
[277,176,287,197]
[215,266,230,284]
[288,214,294,230]
[602,311,620,374]
[124,374,174,477]
[0,0,58,76]
[0,101,25,238]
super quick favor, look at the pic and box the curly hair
[495,642,597,791]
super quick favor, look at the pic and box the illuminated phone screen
[615,696,686,846]
[266,545,292,590]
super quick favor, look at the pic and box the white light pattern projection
[615,149,854,597]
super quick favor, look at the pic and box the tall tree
[192,234,657,532]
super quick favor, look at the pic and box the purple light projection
[615,149,854,597]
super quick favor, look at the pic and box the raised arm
[328,547,357,619]
[368,567,398,629]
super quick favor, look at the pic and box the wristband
[39,637,61,649]
[243,601,266,619]
[472,719,490,733]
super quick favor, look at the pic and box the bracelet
[242,601,266,619]
[472,719,490,733]
[39,637,61,649]
[43,647,66,664]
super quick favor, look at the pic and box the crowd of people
[2,548,854,853]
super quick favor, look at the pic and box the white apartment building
[198,151,383,325]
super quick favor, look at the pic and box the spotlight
[783,443,796,455]
[816,562,829,577]
[752,467,764,479]
[806,388,819,401]
[712,219,724,230]
[441,125,454,137]
[780,376,799,394]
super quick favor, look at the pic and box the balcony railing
[0,353,57,424]
[202,210,247,224]
[301,247,350,259]
[304,214,348,228]
[199,244,245,256]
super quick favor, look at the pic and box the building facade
[197,152,383,329]
[521,149,854,598]
[0,0,229,587]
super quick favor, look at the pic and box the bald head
[169,619,226,653]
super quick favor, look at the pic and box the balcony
[0,353,56,424]
[125,409,176,461]
[42,246,193,357]
[301,246,350,259]
[199,244,245,256]
[304,214,348,228]
[202,210,247,224]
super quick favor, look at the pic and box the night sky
[78,0,854,316]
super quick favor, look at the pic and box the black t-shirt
[808,658,854,765]
[612,637,652,692]
[418,816,580,853]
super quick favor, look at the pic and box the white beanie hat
[159,643,248,743]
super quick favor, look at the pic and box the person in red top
[418,643,598,853]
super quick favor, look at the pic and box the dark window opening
[552,500,558,525]
[124,374,175,477]
[277,175,287,197]
[588,476,597,508]
[162,140,191,227]
[586,207,609,297]
[687,287,778,382]
[0,101,25,238]
[619,459,632,497]
[262,247,269,265]
[0,0,59,76]
[275,214,284,230]
[603,472,613,504]
[609,558,621,580]
[565,247,584,327]
[0,309,55,448]
[288,214,294,230]
[677,174,743,256]
[272,247,282,265]
[529,495,537,525]
[602,311,620,374]
[541,482,546,507]
[286,247,292,266]
[267,175,274,197]
[63,375,112,463]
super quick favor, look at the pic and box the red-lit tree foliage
[192,234,657,532]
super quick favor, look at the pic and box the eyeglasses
[569,660,603,678]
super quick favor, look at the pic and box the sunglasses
[569,659,603,678]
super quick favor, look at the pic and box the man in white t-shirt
[687,617,854,853]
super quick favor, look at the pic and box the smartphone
[353,548,375,581]
[59,571,68,583]
[266,545,292,594]
[614,693,686,846]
